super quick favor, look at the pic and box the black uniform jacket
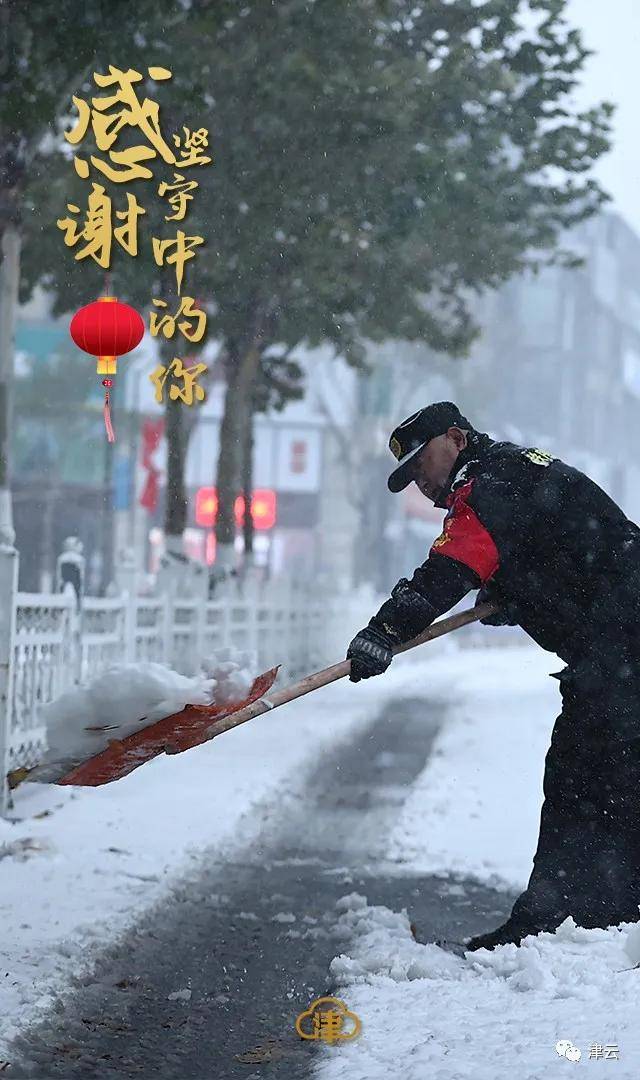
[370,434,640,665]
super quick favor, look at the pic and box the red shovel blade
[56,666,280,788]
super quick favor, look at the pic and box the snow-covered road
[2,637,639,1078]
[0,655,416,1056]
[4,666,514,1077]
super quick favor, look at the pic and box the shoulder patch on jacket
[431,480,499,584]
[522,447,554,467]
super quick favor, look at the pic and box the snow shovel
[48,600,496,788]
[167,600,498,750]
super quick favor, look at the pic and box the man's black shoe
[464,917,552,952]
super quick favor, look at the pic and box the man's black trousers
[508,655,640,932]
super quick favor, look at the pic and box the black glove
[346,626,394,682]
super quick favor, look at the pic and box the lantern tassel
[103,388,115,443]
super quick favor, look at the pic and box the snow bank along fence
[0,538,376,815]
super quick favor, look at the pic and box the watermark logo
[556,1041,582,1062]
[295,996,361,1044]
[556,1040,620,1062]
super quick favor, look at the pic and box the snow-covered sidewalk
[0,644,446,1054]
[315,645,640,1080]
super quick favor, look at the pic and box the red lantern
[70,295,145,442]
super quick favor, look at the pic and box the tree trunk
[215,344,261,571]
[156,166,190,559]
[0,222,19,546]
[100,407,115,593]
[241,397,255,565]
[164,389,188,555]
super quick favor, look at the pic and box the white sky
[565,0,640,233]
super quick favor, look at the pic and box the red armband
[430,481,499,584]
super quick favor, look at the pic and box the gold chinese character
[150,357,207,405]
[295,997,361,1044]
[152,231,204,295]
[157,172,199,221]
[149,297,207,343]
[57,183,145,268]
[172,126,212,169]
[315,1011,344,1045]
[65,65,176,182]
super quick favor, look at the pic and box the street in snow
[1,642,637,1076]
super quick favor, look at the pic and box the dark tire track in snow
[8,695,518,1079]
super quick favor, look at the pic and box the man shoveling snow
[346,401,640,952]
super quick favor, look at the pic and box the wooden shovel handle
[204,601,497,741]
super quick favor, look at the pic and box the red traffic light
[195,487,276,530]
